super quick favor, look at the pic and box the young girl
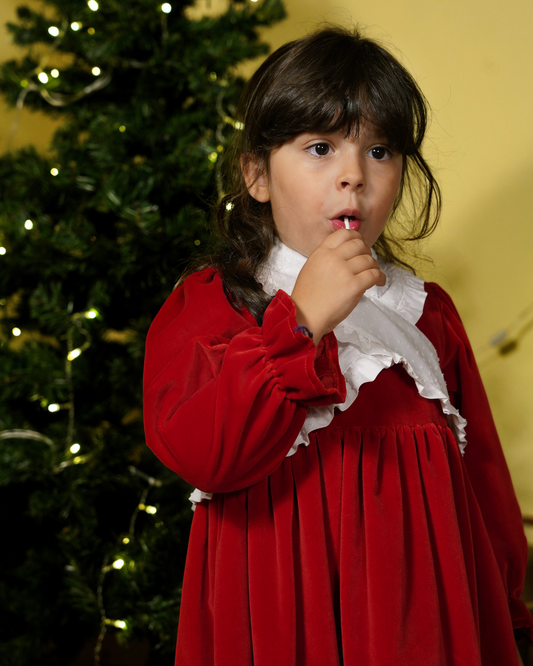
[143,27,533,665]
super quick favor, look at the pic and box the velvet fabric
[143,269,533,666]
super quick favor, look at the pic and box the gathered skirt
[175,364,520,666]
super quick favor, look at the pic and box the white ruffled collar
[257,241,467,456]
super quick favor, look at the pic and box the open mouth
[331,215,361,231]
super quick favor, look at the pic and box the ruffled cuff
[509,596,533,640]
[262,290,346,406]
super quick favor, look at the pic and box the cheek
[384,169,403,211]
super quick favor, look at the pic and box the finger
[320,227,364,249]
[345,252,382,275]
[335,236,373,261]
[351,266,386,292]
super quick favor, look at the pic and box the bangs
[243,29,427,157]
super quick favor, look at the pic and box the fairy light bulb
[122,537,130,544]
[113,558,125,569]
[161,3,172,12]
[48,26,60,36]
[138,504,158,514]
[67,348,82,361]
[48,403,60,413]
[91,67,101,76]
[0,247,6,255]
[50,168,59,176]
[86,308,98,319]
[225,202,234,211]
[51,69,59,78]
[88,0,99,10]
[235,121,244,130]
[24,219,33,229]
[71,22,81,31]
[108,620,127,629]
[12,327,21,336]
[70,443,81,454]
[38,72,49,84]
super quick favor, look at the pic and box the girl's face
[247,125,403,257]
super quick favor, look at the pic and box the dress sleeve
[143,269,346,494]
[421,282,533,640]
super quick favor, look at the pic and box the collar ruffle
[257,241,467,457]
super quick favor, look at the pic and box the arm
[421,283,533,640]
[143,269,346,494]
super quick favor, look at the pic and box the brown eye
[369,146,391,160]
[309,143,331,157]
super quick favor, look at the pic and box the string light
[92,67,101,76]
[112,558,125,570]
[209,72,217,81]
[122,537,130,544]
[138,503,157,514]
[88,27,95,34]
[48,26,60,37]
[51,69,59,78]
[88,0,99,10]
[38,72,49,84]
[226,202,234,211]
[48,403,60,413]
[161,3,172,12]
[105,619,127,629]
[70,443,81,454]
[85,308,99,319]
[0,247,6,255]
[51,168,59,176]
[20,79,28,88]
[24,219,33,229]
[12,327,21,336]
[67,348,82,360]
[119,125,126,132]
[71,22,81,31]
[208,152,218,163]
[235,121,244,130]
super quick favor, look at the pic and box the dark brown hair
[184,26,441,323]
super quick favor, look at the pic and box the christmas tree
[0,0,285,663]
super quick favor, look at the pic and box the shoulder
[417,281,470,369]
[423,281,463,320]
[146,268,257,347]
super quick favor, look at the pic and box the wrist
[294,324,314,340]
[294,315,325,346]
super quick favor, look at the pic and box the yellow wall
[2,0,532,535]
[0,0,61,153]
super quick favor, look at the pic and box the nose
[337,150,365,192]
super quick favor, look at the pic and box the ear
[242,155,270,203]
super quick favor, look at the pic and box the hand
[290,229,385,345]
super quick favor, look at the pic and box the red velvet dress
[143,268,533,666]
